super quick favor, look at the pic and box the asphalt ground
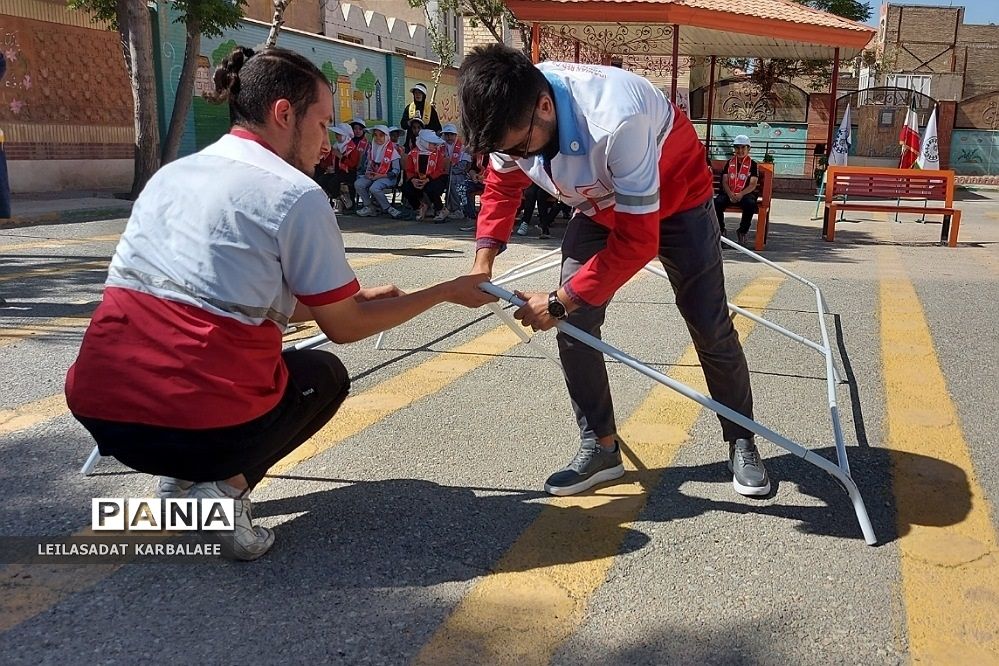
[0,193,997,664]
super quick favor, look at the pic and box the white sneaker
[154,477,195,499]
[448,209,464,219]
[433,209,449,222]
[387,206,403,219]
[516,221,530,236]
[189,482,274,561]
[356,206,374,217]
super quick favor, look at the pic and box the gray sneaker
[544,439,625,496]
[189,482,275,561]
[154,477,194,499]
[728,439,770,496]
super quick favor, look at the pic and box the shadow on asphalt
[249,444,968,580]
[632,445,968,547]
[252,477,651,584]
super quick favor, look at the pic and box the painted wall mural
[155,5,406,157]
[402,70,459,128]
[949,129,999,176]
[695,122,808,176]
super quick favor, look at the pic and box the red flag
[899,98,920,169]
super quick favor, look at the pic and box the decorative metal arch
[537,24,607,64]
[689,77,809,123]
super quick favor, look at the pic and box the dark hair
[212,46,330,127]
[458,43,547,154]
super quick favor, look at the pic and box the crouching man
[65,47,494,561]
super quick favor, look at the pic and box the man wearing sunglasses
[459,44,769,499]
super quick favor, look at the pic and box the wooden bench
[822,166,962,247]
[711,160,774,251]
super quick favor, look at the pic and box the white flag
[828,104,851,166]
[917,106,940,170]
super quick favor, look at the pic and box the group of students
[313,84,489,224]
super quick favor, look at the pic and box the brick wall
[1,4,133,166]
[881,3,999,103]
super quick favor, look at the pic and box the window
[887,73,931,96]
[858,68,872,91]
[338,33,363,45]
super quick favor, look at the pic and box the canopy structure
[506,0,875,60]
[506,0,876,155]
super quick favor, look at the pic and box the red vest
[726,156,753,194]
[406,146,447,180]
[340,137,368,172]
[367,140,400,177]
[445,139,464,167]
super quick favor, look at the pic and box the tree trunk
[122,0,160,198]
[162,19,200,164]
[265,0,292,48]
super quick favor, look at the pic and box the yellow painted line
[259,323,521,486]
[349,239,466,270]
[0,234,121,253]
[414,275,785,665]
[879,246,999,663]
[0,316,93,348]
[0,394,69,435]
[0,322,523,632]
[0,260,108,284]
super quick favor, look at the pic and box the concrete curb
[0,205,132,230]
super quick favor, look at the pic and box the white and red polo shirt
[476,61,713,307]
[65,130,360,429]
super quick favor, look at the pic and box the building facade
[864,3,999,176]
[1,0,134,193]
[0,0,468,193]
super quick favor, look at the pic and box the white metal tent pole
[373,251,562,351]
[478,281,877,546]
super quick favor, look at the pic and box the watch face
[548,292,567,319]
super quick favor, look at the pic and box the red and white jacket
[339,137,368,172]
[405,145,448,180]
[363,140,401,178]
[476,62,712,307]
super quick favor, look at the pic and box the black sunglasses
[493,93,542,158]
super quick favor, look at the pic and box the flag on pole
[916,105,939,170]
[828,104,852,167]
[899,97,921,169]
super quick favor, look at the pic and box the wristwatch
[547,291,568,320]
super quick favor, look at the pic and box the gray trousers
[558,196,754,443]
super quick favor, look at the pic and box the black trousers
[317,169,357,205]
[402,175,448,212]
[714,192,758,234]
[557,196,754,443]
[521,184,558,233]
[75,349,350,489]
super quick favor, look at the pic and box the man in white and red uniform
[66,47,493,561]
[459,44,769,498]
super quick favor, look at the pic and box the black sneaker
[544,439,625,496]
[728,438,771,496]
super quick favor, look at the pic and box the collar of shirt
[541,71,586,158]
[229,127,278,155]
